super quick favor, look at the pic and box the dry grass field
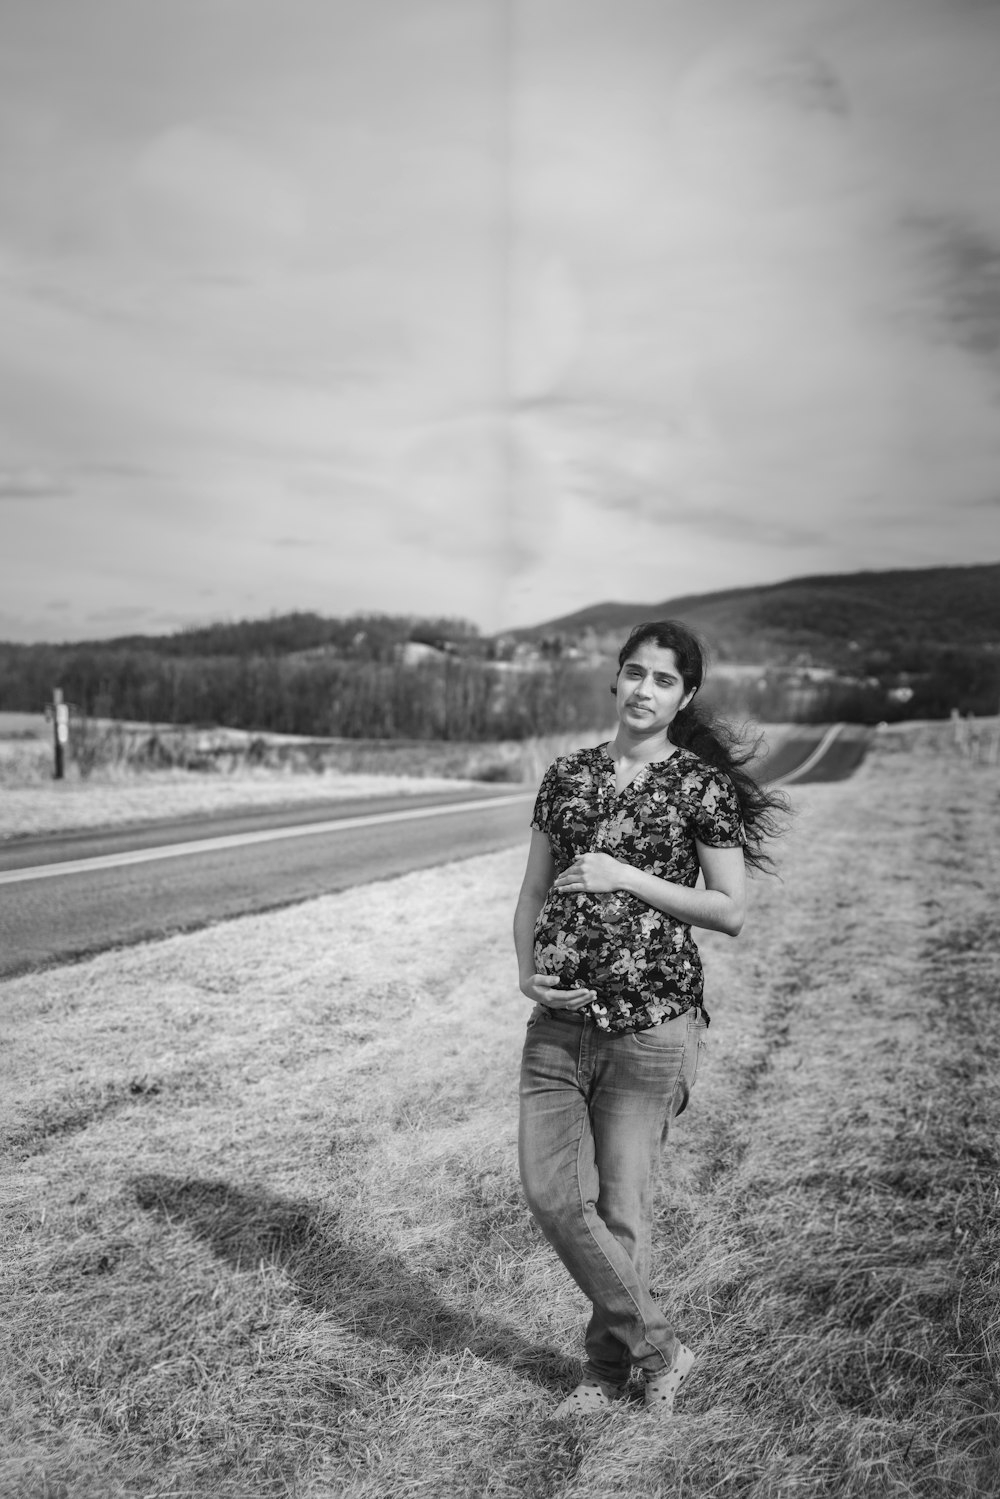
[2,725,998,1498]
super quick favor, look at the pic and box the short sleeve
[531,761,559,835]
[690,770,746,848]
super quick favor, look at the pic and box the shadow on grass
[133,1173,567,1391]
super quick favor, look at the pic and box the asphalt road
[0,724,870,977]
[0,789,534,978]
[761,722,874,785]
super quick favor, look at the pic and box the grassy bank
[0,715,607,791]
[0,721,612,839]
[2,728,998,1497]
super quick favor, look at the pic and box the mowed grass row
[2,728,998,1498]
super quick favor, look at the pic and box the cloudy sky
[2,0,999,642]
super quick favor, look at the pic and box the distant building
[397,640,452,667]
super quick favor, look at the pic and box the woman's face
[615,642,694,736]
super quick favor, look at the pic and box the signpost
[46,688,70,780]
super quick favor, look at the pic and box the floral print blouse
[532,744,746,1033]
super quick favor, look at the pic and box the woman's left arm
[553,842,747,937]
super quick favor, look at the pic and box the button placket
[593,763,626,927]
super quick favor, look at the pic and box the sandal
[553,1379,626,1417]
[643,1344,695,1416]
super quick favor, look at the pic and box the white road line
[0,792,535,886]
[768,723,844,787]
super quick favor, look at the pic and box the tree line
[1,624,996,741]
[66,611,485,662]
[0,645,612,741]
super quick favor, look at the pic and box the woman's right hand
[519,973,596,1010]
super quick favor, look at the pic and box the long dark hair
[614,619,789,873]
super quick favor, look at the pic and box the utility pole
[48,687,69,779]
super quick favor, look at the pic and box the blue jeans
[518,1004,705,1386]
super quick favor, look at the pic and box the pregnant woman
[513,618,785,1418]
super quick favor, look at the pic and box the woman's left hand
[553,852,626,895]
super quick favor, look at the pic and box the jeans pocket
[628,1016,685,1049]
[627,1010,704,1115]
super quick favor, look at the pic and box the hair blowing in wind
[614,619,790,873]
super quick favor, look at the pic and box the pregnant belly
[533,892,630,990]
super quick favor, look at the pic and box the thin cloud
[84,604,155,624]
[915,214,1000,359]
[80,460,166,480]
[0,467,71,500]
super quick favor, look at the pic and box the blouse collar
[595,742,690,775]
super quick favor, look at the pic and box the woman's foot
[553,1379,626,1417]
[643,1344,695,1416]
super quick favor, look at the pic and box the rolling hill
[514,561,1000,667]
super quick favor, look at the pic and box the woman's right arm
[513,828,595,1010]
